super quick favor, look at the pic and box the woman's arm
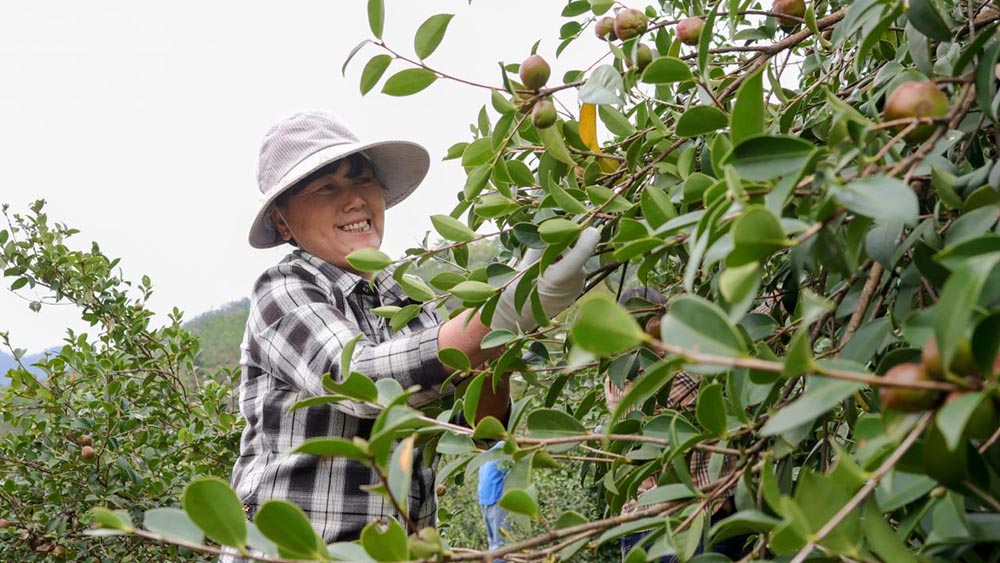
[437,309,510,424]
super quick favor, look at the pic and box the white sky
[0,1,613,353]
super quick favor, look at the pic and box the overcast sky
[0,1,613,353]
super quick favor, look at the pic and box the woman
[228,111,598,555]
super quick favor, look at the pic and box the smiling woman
[225,111,599,559]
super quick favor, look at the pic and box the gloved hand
[490,227,601,333]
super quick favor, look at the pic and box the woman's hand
[490,227,601,333]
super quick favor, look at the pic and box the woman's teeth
[341,220,370,233]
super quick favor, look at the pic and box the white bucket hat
[249,111,430,248]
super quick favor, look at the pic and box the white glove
[490,227,601,333]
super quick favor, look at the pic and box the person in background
[478,441,510,560]
[224,111,599,560]
[606,287,742,562]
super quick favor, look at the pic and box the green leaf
[346,248,393,272]
[450,280,499,303]
[696,382,727,436]
[640,186,676,229]
[676,105,729,137]
[659,295,746,373]
[571,294,648,357]
[724,135,816,181]
[545,172,589,214]
[397,273,435,302]
[976,43,1000,125]
[389,304,422,332]
[709,510,782,543]
[731,69,764,143]
[91,507,133,531]
[367,0,384,39]
[578,64,625,105]
[863,499,919,563]
[359,54,392,95]
[610,359,675,423]
[438,347,472,371]
[461,137,495,167]
[536,125,576,166]
[907,0,953,41]
[143,508,204,545]
[499,488,540,519]
[472,415,508,440]
[728,206,789,266]
[761,378,863,436]
[340,332,364,391]
[599,105,637,136]
[935,253,1000,371]
[463,164,492,200]
[255,501,328,560]
[538,217,582,244]
[414,14,454,59]
[361,518,409,562]
[430,214,476,242]
[381,68,437,96]
[640,57,693,83]
[324,371,379,403]
[387,435,416,516]
[836,177,919,226]
[293,437,371,462]
[182,477,247,549]
[527,408,587,439]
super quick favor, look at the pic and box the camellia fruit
[626,43,654,72]
[677,17,704,46]
[614,8,648,40]
[519,54,551,91]
[772,0,806,29]
[644,316,662,339]
[78,434,93,447]
[922,336,976,379]
[81,445,96,460]
[0,518,9,528]
[944,391,998,440]
[883,81,950,143]
[879,363,941,412]
[532,99,557,129]
[595,16,616,40]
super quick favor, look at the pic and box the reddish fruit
[81,445,96,460]
[532,99,557,129]
[78,434,93,447]
[883,81,950,143]
[772,0,806,29]
[52,546,67,556]
[595,16,616,40]
[519,55,551,91]
[677,17,704,46]
[435,484,447,496]
[879,363,941,412]
[0,518,10,528]
[644,316,662,340]
[614,8,648,40]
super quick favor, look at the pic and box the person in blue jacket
[478,442,510,559]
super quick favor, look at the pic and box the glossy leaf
[382,68,437,96]
[676,105,729,137]
[413,14,454,59]
[182,477,247,549]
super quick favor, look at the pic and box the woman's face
[271,158,386,277]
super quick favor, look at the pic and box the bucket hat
[249,111,430,248]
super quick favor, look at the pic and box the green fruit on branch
[625,43,653,72]
[883,81,950,143]
[922,336,976,379]
[945,391,998,440]
[595,16,616,40]
[772,0,806,29]
[519,54,551,91]
[614,8,648,40]
[677,17,704,46]
[81,445,96,460]
[922,422,970,487]
[879,363,941,412]
[532,99,557,129]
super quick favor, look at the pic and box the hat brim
[248,140,430,249]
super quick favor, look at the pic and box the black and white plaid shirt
[229,249,447,547]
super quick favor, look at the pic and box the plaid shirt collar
[293,249,411,307]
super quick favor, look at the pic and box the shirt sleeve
[250,265,447,418]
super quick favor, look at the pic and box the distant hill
[0,349,56,386]
[185,298,249,372]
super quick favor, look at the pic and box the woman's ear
[270,207,292,241]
